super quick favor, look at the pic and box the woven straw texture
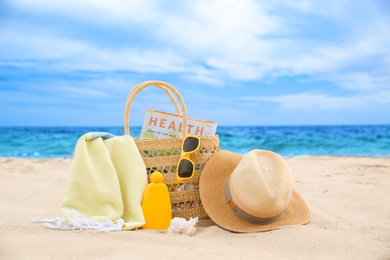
[230,150,293,218]
[124,81,220,220]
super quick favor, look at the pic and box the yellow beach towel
[61,132,147,230]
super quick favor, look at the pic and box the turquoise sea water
[0,125,389,158]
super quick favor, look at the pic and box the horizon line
[1,123,390,128]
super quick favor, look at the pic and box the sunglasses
[176,134,201,183]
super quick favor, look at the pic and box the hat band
[224,178,284,225]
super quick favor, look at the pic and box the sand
[0,156,389,259]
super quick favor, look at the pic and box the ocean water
[0,125,389,158]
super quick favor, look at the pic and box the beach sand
[0,156,389,259]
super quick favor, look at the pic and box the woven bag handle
[126,84,182,116]
[124,80,187,137]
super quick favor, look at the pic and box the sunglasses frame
[176,134,201,183]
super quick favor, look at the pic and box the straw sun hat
[199,150,310,233]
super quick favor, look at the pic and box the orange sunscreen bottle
[141,171,172,229]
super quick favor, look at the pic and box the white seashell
[167,217,198,236]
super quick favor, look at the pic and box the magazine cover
[140,109,217,138]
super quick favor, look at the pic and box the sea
[0,125,389,158]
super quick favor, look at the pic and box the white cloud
[10,0,159,24]
[0,30,195,74]
[159,0,280,53]
[3,0,390,90]
[241,91,390,112]
[333,73,390,91]
[154,0,390,89]
[284,28,390,90]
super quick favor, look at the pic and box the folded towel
[60,132,147,230]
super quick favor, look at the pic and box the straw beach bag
[124,81,220,220]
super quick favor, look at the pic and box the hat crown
[230,150,293,218]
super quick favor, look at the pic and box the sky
[1,0,390,127]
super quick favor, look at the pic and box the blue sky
[1,0,390,127]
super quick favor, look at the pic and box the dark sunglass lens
[183,137,199,153]
[178,159,194,178]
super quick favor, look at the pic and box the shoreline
[1,154,390,160]
[1,156,389,259]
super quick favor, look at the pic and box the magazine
[140,109,217,139]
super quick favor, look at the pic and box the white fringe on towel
[31,209,125,232]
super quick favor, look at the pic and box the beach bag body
[124,81,220,219]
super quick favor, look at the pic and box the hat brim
[199,150,311,233]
